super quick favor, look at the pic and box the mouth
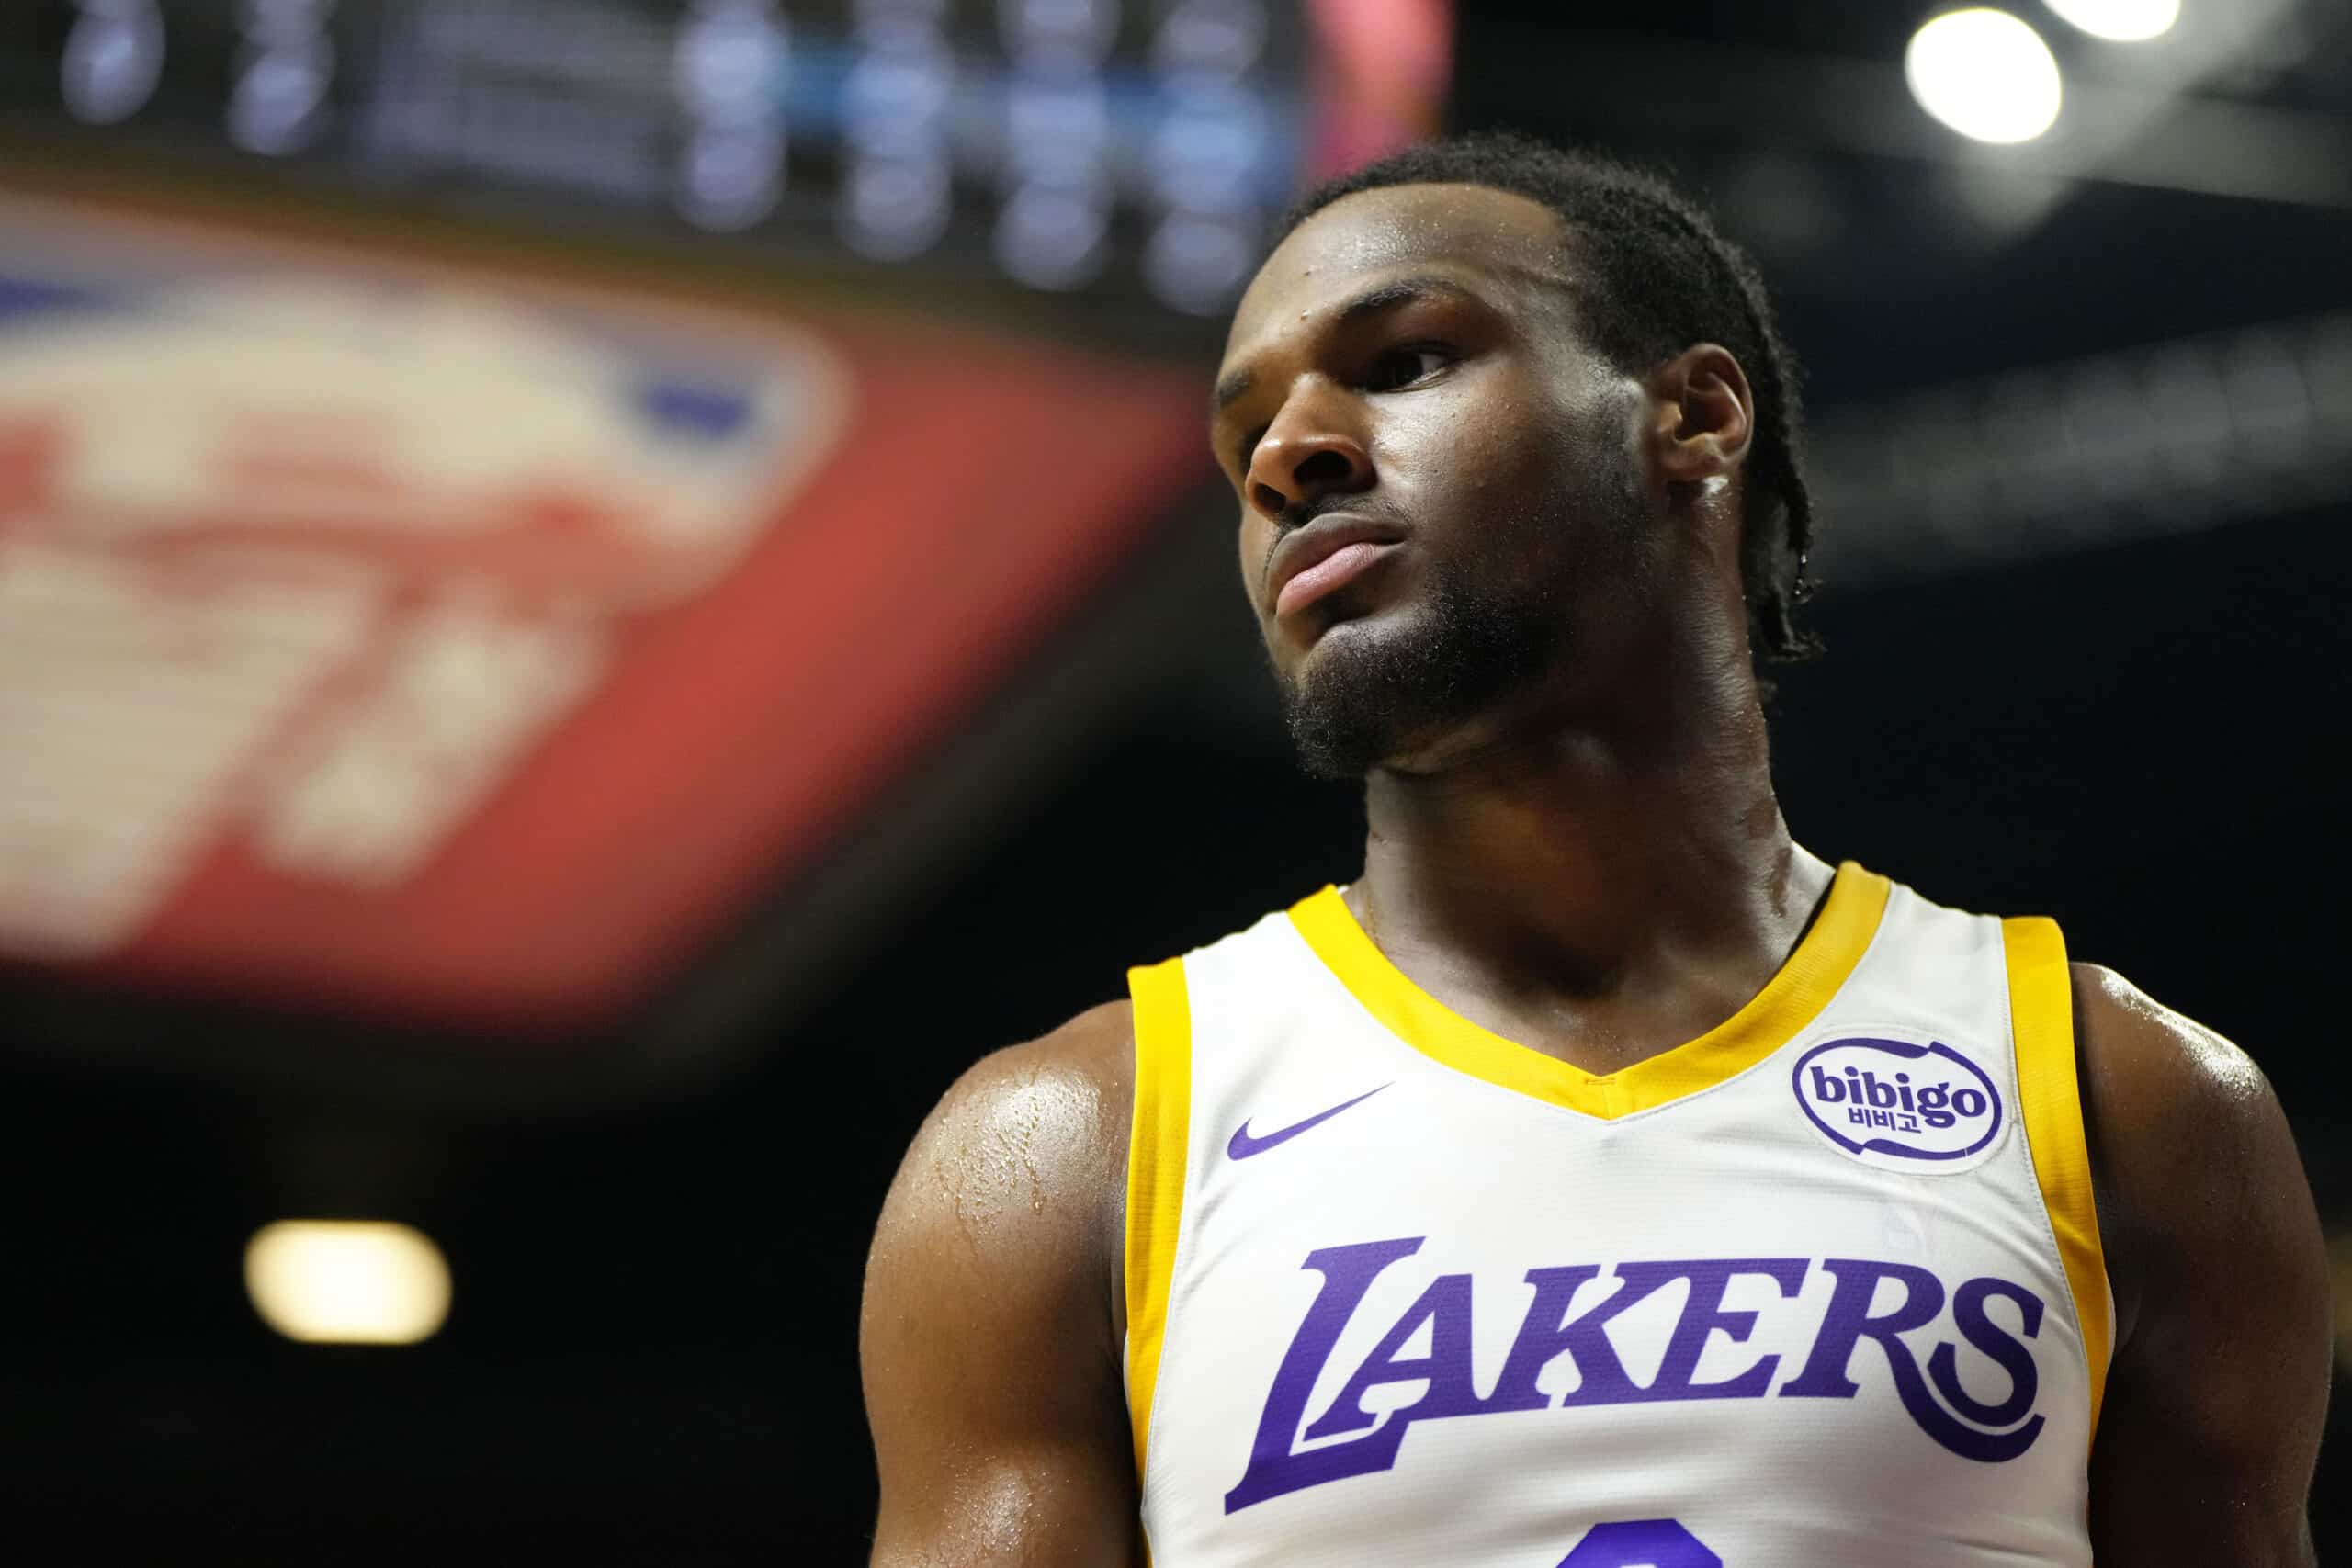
[1267,513,1409,619]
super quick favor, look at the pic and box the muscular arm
[2078,964,2330,1565]
[861,1002,1141,1567]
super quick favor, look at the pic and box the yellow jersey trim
[1286,862,1891,1119]
[1123,956,1193,1487]
[2004,914,2111,1445]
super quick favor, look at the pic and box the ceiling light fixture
[1906,9,2066,145]
[244,1220,451,1345]
[2042,0,2181,43]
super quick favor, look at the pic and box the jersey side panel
[1135,911,1318,1547]
[2004,914,2113,1442]
[1125,954,1194,1490]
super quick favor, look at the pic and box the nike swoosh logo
[1227,1083,1391,1160]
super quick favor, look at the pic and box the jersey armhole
[2003,914,2113,1447]
[1124,956,1193,1490]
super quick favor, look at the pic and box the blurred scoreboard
[0,0,1365,321]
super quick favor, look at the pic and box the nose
[1244,388,1373,524]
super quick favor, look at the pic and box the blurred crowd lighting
[1810,312,2352,582]
[1906,8,2065,145]
[7,1,1461,322]
[59,0,167,127]
[2043,0,2182,44]
[837,0,955,262]
[673,0,791,233]
[244,1220,452,1345]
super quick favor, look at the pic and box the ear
[1645,344,1754,486]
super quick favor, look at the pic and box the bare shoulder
[2070,963,2297,1232]
[2071,962,2271,1120]
[2066,961,2319,1343]
[893,998,1135,1232]
[2069,964,2329,1563]
[864,998,1136,1359]
[861,1000,1145,1567]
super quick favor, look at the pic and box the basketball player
[860,134,2329,1564]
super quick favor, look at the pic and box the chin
[1273,582,1561,781]
[1276,615,1450,779]
[1282,595,1423,667]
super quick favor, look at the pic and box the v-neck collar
[1286,861,1892,1120]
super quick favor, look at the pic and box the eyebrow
[1210,275,1481,417]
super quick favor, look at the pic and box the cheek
[1392,376,1583,497]
[1236,510,1273,595]
[1454,405,1643,593]
[1483,386,1637,515]
[1241,510,1279,570]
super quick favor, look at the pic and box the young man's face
[1211,183,1660,778]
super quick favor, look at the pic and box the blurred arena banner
[0,1,1453,1098]
[0,191,1212,1083]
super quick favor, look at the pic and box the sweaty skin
[860,184,2329,1566]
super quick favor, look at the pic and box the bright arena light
[2042,0,2180,43]
[244,1221,451,1345]
[1905,9,2064,145]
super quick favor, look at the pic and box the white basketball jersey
[1122,862,2110,1568]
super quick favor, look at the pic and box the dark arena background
[1,1,2347,1561]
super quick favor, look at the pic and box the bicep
[2079,968,2330,1565]
[861,1033,1139,1568]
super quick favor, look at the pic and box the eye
[1362,344,1453,393]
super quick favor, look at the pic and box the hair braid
[1708,225,1824,668]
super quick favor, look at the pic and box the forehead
[1224,183,1573,358]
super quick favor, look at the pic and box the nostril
[1252,483,1288,516]
[1294,449,1354,487]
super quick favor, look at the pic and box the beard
[1277,563,1563,781]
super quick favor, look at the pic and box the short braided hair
[1278,131,1825,671]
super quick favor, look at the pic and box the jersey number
[1556,1517,1721,1568]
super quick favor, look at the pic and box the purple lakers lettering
[1225,1238,2049,1513]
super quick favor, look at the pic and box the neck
[1350,648,1832,1066]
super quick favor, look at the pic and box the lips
[1267,513,1408,618]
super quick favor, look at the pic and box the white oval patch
[1792,1033,2009,1174]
